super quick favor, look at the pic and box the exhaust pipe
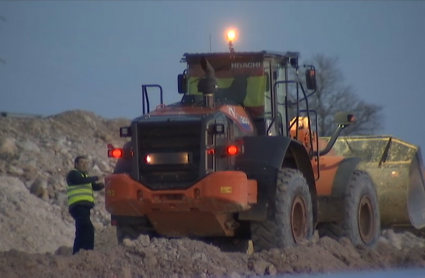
[197,58,218,108]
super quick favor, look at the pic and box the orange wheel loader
[104,35,425,252]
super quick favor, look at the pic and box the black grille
[138,121,202,190]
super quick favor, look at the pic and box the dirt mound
[0,109,425,277]
[0,176,74,253]
[0,228,425,278]
[0,109,130,229]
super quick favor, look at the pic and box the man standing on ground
[66,155,105,255]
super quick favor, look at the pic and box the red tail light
[112,149,123,158]
[108,148,123,158]
[226,145,239,155]
[107,143,133,159]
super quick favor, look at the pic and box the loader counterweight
[105,172,257,237]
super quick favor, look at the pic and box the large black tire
[251,168,314,252]
[318,170,380,248]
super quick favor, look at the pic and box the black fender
[235,136,317,223]
[317,157,361,223]
[286,139,318,226]
[331,157,361,197]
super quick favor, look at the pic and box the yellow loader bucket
[322,135,425,230]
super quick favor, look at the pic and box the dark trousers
[69,205,94,255]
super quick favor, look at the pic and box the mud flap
[235,136,316,223]
[322,135,425,229]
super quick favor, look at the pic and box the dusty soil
[1,228,425,278]
[0,110,425,277]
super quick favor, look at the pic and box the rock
[21,164,38,180]
[120,266,132,278]
[191,252,207,261]
[46,183,56,199]
[19,140,40,153]
[0,137,18,156]
[48,176,66,191]
[7,165,24,176]
[123,239,136,248]
[54,245,72,256]
[59,146,70,155]
[229,272,242,278]
[379,236,390,245]
[144,255,158,266]
[29,178,48,199]
[312,230,320,243]
[248,258,270,275]
[93,222,104,232]
[386,229,402,250]
[98,133,114,143]
[52,137,67,153]
[266,264,277,276]
[137,235,151,247]
[0,160,6,173]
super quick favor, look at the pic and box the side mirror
[334,112,355,126]
[315,112,355,156]
[289,57,298,68]
[177,74,187,94]
[305,69,317,90]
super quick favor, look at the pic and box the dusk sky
[1,1,424,152]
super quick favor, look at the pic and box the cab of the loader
[177,51,318,138]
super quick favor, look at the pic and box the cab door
[274,64,288,136]
[263,60,278,136]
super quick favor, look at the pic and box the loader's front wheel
[250,168,314,252]
[318,170,380,248]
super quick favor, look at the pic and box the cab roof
[181,50,300,64]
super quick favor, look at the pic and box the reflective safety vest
[67,170,94,207]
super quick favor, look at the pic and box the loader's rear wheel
[250,168,314,252]
[318,170,380,248]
